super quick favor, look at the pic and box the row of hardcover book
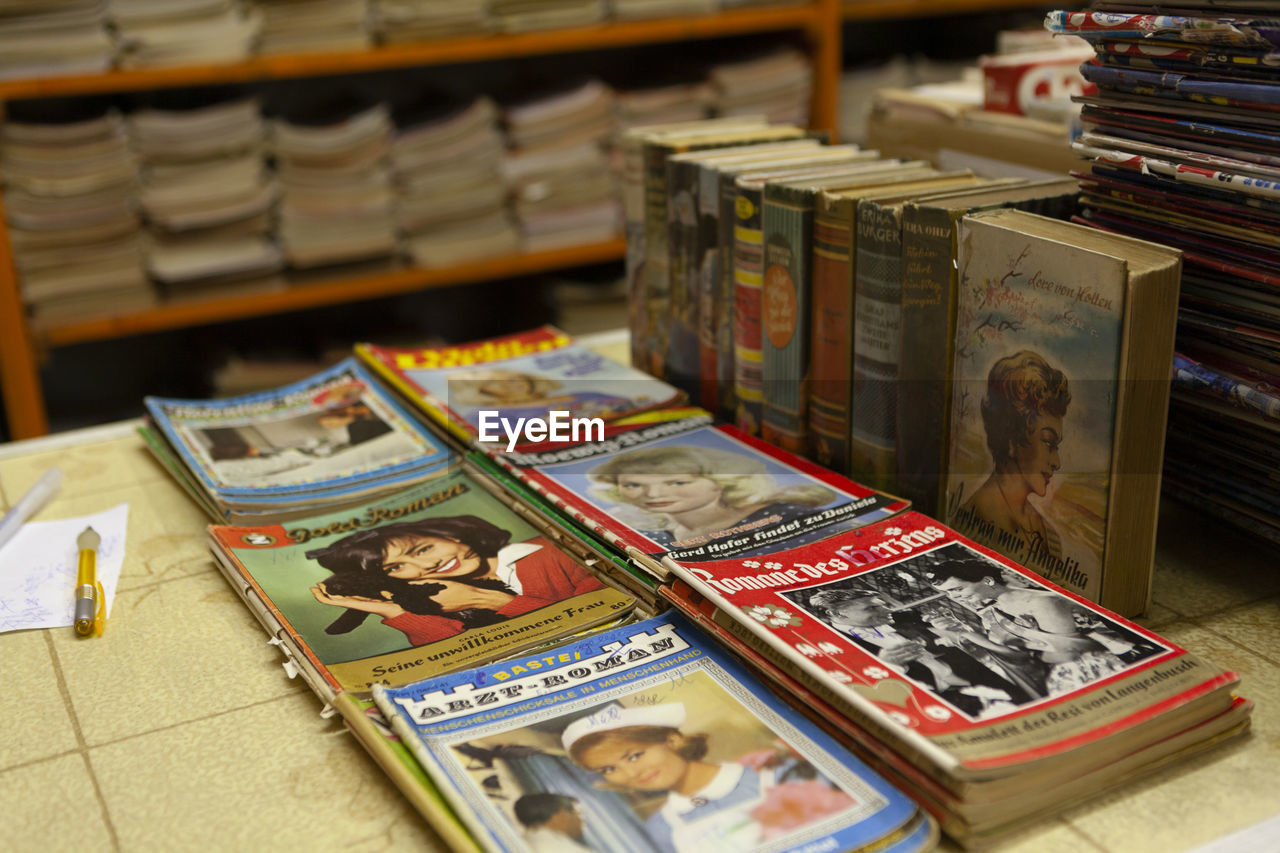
[138,324,1248,851]
[623,116,1186,620]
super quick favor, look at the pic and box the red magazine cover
[665,511,1241,779]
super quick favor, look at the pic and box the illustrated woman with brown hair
[962,350,1071,561]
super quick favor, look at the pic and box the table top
[3,334,1277,852]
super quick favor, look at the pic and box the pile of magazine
[1045,2,1280,545]
[143,325,1251,851]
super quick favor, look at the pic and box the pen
[74,526,103,637]
[0,466,63,554]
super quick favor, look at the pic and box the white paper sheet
[0,502,129,632]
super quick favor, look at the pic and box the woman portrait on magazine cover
[563,697,855,852]
[587,444,837,548]
[960,349,1071,563]
[305,515,606,646]
[448,367,645,425]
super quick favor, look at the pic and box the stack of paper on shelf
[710,47,813,126]
[488,0,603,33]
[140,358,457,523]
[369,0,491,41]
[390,95,519,268]
[272,97,398,268]
[257,0,371,55]
[609,80,714,172]
[0,0,113,79]
[0,101,154,323]
[1043,3,1280,546]
[502,79,621,251]
[662,511,1251,847]
[611,0,716,20]
[128,92,284,298]
[375,611,938,853]
[108,0,260,67]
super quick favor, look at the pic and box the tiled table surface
[2,417,1277,851]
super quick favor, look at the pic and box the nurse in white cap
[561,701,782,853]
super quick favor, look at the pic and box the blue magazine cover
[374,611,932,853]
[145,358,451,500]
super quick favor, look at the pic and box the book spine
[808,198,855,473]
[761,185,813,454]
[896,205,959,517]
[642,141,673,380]
[732,181,767,435]
[622,135,649,371]
[716,169,742,419]
[697,161,725,414]
[850,200,905,491]
[666,157,701,398]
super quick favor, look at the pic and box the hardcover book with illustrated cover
[943,209,1182,615]
[357,326,685,449]
[143,357,453,521]
[208,465,637,700]
[495,412,906,578]
[373,611,937,853]
[663,512,1244,792]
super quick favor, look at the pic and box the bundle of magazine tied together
[140,326,1249,851]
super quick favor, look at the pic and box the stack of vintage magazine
[660,511,1251,846]
[108,0,260,68]
[502,79,621,251]
[272,97,398,268]
[128,91,283,299]
[256,0,372,54]
[1046,2,1280,546]
[369,0,493,41]
[488,0,604,33]
[710,47,813,126]
[391,95,519,268]
[0,99,154,323]
[140,358,455,523]
[0,0,113,79]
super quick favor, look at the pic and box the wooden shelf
[0,5,821,101]
[39,239,627,347]
[843,0,1053,19]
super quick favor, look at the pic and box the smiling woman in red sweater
[306,515,606,646]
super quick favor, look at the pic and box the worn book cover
[896,179,1079,517]
[664,511,1240,787]
[495,412,906,579]
[373,611,935,853]
[144,358,452,515]
[944,210,1182,615]
[208,466,637,699]
[357,326,685,450]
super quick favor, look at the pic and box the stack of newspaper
[108,0,259,68]
[0,0,113,80]
[488,0,603,33]
[502,79,621,252]
[0,100,153,323]
[272,97,398,269]
[609,79,714,173]
[369,0,491,41]
[711,46,813,126]
[257,0,371,55]
[391,95,519,268]
[129,92,283,299]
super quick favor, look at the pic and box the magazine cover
[356,327,686,447]
[496,413,906,571]
[373,611,935,853]
[208,468,637,698]
[665,511,1238,777]
[145,358,450,499]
